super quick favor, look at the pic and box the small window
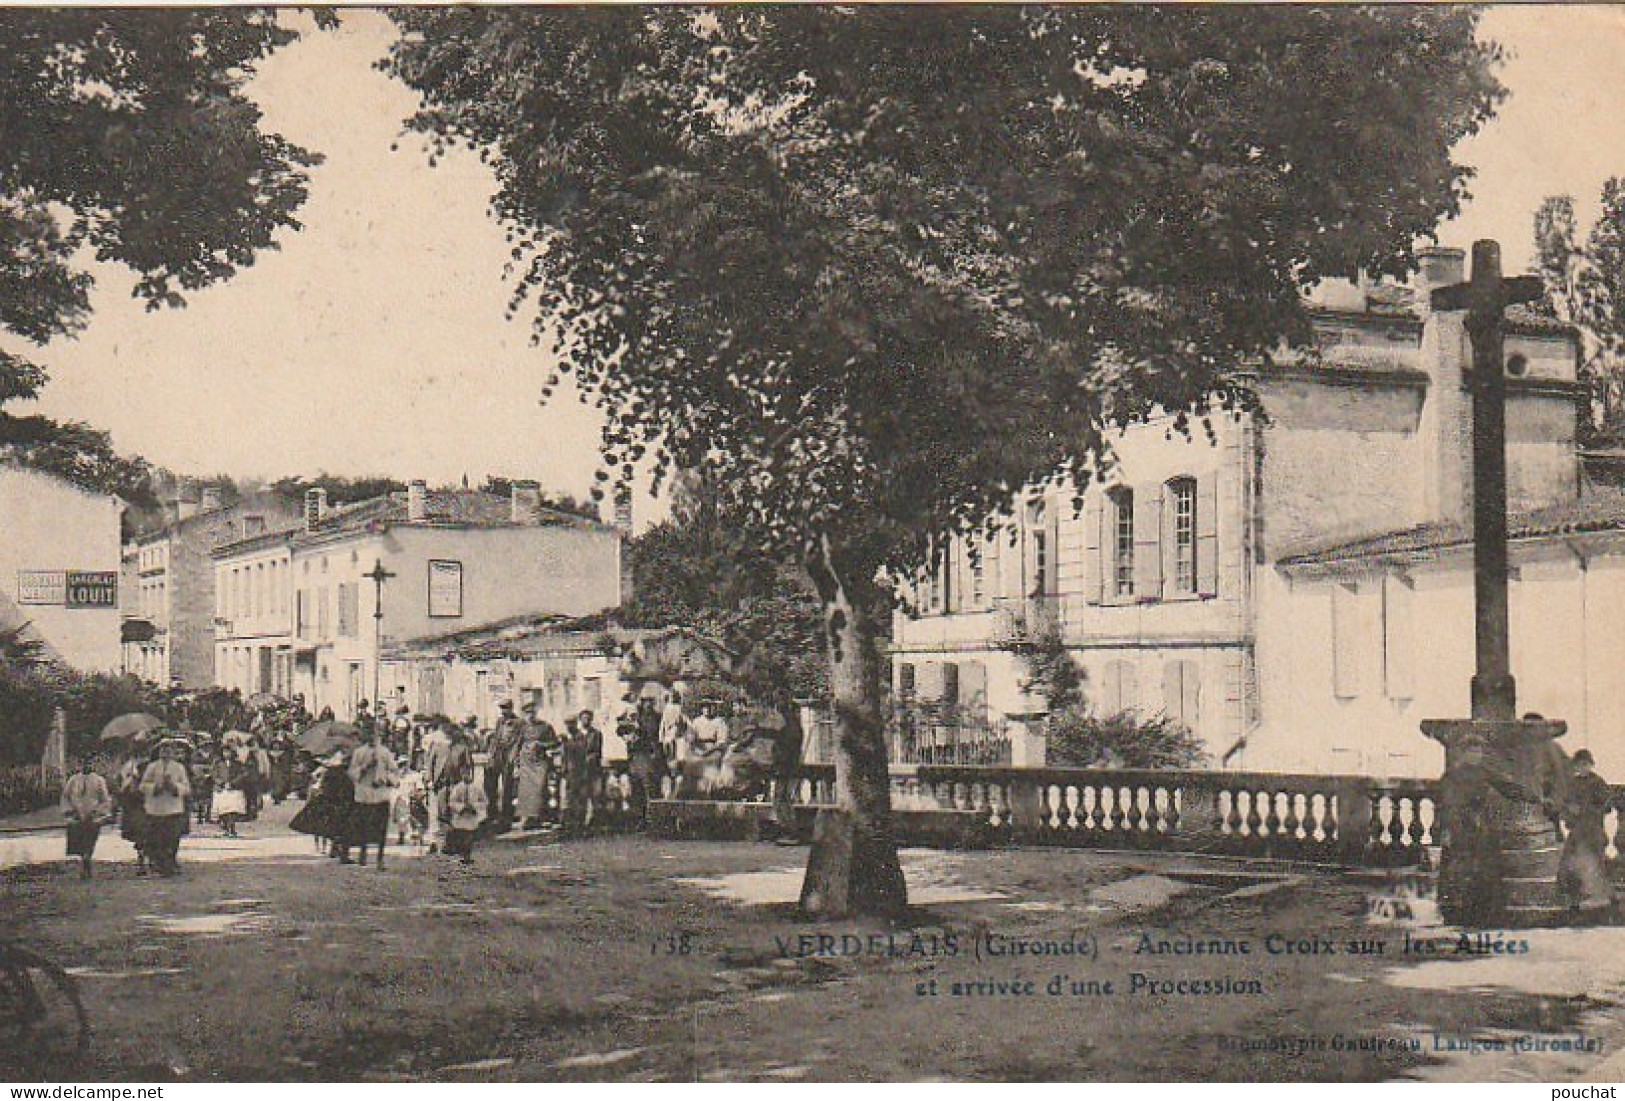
[1110,488,1135,597]
[244,515,266,537]
[1169,478,1198,595]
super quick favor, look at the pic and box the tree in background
[1534,182,1625,444]
[622,476,830,710]
[386,6,1503,914]
[477,476,600,521]
[0,10,321,498]
[269,474,405,508]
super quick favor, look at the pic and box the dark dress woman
[289,756,355,860]
[1559,750,1617,921]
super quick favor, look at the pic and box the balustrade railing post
[1004,774,1044,842]
[1174,777,1222,851]
[1335,779,1374,866]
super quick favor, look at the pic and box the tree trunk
[799,532,908,918]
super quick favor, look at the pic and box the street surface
[4,805,1625,1082]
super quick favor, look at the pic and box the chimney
[200,486,224,513]
[304,488,328,533]
[408,479,429,522]
[1416,246,1466,312]
[613,487,633,538]
[614,487,634,602]
[174,479,199,522]
[510,479,542,524]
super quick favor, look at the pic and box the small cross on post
[365,558,397,715]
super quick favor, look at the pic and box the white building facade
[213,482,624,719]
[0,465,124,672]
[892,247,1589,777]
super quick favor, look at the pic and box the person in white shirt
[658,690,687,761]
[60,758,113,880]
[691,702,728,753]
[349,728,401,869]
[139,741,192,877]
[444,766,488,865]
[418,721,453,851]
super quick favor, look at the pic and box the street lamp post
[365,559,397,715]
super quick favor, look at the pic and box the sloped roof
[1313,282,1573,337]
[1278,490,1625,568]
[298,488,613,544]
[384,608,664,662]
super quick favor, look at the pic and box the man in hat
[486,700,523,833]
[1560,749,1617,923]
[60,757,112,880]
[419,717,453,852]
[139,740,192,877]
[349,725,400,869]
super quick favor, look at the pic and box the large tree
[1535,182,1625,444]
[385,6,1503,914]
[0,10,321,495]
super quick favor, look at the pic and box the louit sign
[66,571,119,608]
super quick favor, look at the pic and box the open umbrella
[100,712,164,742]
[244,693,278,709]
[294,720,361,756]
[220,730,252,747]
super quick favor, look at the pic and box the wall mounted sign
[427,559,463,618]
[66,571,119,608]
[17,570,66,605]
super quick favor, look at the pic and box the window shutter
[1182,661,1201,729]
[957,661,988,716]
[1120,661,1140,715]
[1383,574,1415,701]
[1332,581,1361,699]
[1197,475,1220,596]
[1100,660,1122,714]
[1133,483,1163,600]
[1047,499,1061,599]
[1160,483,1179,599]
[1082,492,1103,605]
[941,662,960,708]
[1162,660,1183,722]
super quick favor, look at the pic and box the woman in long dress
[514,738,551,830]
[1559,749,1617,923]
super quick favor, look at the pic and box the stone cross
[1429,240,1543,719]
[1422,240,1567,927]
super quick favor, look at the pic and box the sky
[25,5,1625,508]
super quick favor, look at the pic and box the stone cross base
[1421,717,1568,928]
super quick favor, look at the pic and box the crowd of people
[58,686,804,878]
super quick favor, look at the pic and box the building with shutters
[118,486,303,688]
[891,247,1587,775]
[212,481,624,720]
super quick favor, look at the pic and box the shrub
[0,764,60,818]
[1044,706,1208,770]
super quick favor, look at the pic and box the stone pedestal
[1421,718,1568,928]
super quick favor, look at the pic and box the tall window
[1110,488,1135,597]
[970,544,985,606]
[1029,501,1048,598]
[1169,477,1197,595]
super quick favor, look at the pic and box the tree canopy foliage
[621,476,829,707]
[384,5,1504,913]
[1535,182,1625,444]
[386,6,1502,581]
[0,10,321,498]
